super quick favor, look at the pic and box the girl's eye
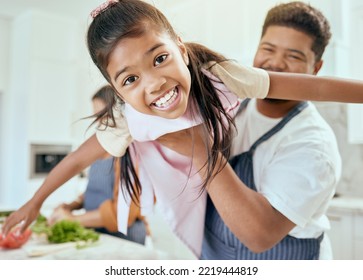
[155,54,168,66]
[123,76,138,86]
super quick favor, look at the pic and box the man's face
[253,25,322,75]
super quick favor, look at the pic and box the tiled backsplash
[315,102,363,197]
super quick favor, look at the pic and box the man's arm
[157,125,295,253]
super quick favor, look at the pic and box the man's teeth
[155,89,177,107]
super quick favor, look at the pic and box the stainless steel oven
[30,144,72,178]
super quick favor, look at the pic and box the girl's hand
[1,199,41,236]
[0,226,32,249]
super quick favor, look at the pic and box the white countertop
[0,233,177,260]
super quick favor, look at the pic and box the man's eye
[288,55,302,60]
[124,76,138,86]
[155,54,168,66]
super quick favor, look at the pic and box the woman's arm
[65,194,85,211]
[48,206,105,228]
[1,134,108,236]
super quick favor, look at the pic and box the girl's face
[107,30,191,119]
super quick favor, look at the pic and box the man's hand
[157,124,209,166]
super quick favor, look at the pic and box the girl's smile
[151,86,181,111]
[107,30,191,119]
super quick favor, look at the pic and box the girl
[3,0,363,257]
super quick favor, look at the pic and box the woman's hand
[48,206,73,226]
[1,199,41,236]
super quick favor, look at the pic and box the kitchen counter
[0,233,177,260]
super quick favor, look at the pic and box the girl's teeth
[154,89,177,107]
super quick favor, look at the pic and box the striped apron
[84,158,146,244]
[201,99,323,259]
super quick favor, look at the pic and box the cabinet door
[28,60,76,143]
[327,211,353,259]
[354,240,363,259]
[347,104,363,144]
[354,215,363,259]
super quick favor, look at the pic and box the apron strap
[243,100,309,154]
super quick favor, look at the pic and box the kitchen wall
[0,16,10,205]
[0,0,363,208]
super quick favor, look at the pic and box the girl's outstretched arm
[208,60,363,103]
[1,134,108,236]
[268,71,363,103]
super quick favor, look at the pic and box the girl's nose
[144,74,167,95]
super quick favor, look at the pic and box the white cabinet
[18,11,79,144]
[347,104,363,144]
[327,197,363,259]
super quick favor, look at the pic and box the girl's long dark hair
[87,0,234,202]
[184,42,234,194]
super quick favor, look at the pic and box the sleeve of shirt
[259,140,340,228]
[96,101,133,157]
[204,60,270,99]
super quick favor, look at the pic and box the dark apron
[201,99,323,260]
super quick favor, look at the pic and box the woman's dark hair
[90,84,118,129]
[87,0,234,201]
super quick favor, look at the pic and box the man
[200,1,341,259]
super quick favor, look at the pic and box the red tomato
[0,227,32,249]
[0,233,4,247]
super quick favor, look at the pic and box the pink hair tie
[90,0,119,18]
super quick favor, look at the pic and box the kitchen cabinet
[347,105,363,144]
[327,196,363,259]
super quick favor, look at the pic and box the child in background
[3,0,363,258]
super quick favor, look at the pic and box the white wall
[0,16,11,204]
[0,9,105,208]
